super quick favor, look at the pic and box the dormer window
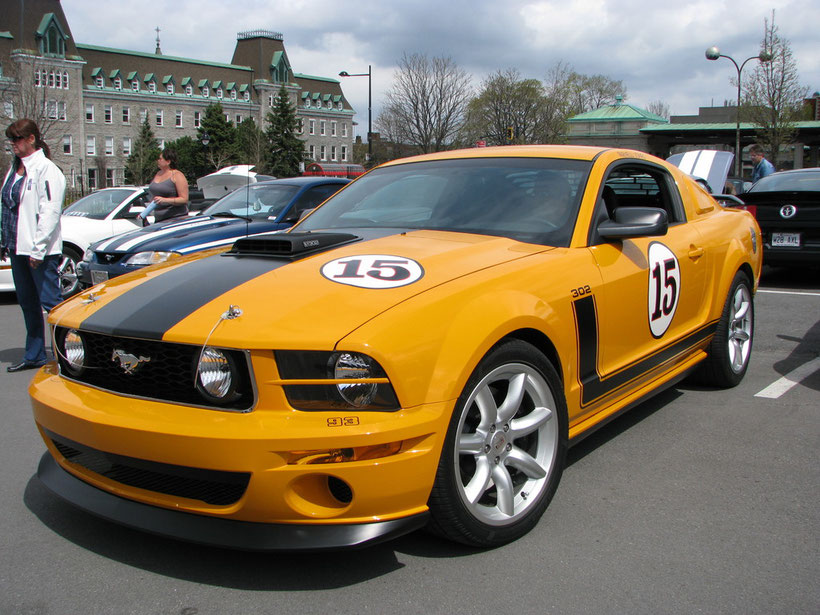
[186,85,193,96]
[327,100,332,109]
[148,81,156,93]
[244,92,250,102]
[132,80,139,92]
[304,99,311,108]
[337,102,343,110]
[230,89,237,100]
[95,76,104,88]
[38,15,68,58]
[202,86,209,97]
[166,83,174,95]
[216,88,223,99]
[114,77,122,90]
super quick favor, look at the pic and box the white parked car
[58,187,152,296]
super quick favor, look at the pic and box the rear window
[749,171,820,192]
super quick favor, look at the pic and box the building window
[87,168,97,191]
[186,85,193,96]
[235,114,242,124]
[105,136,114,156]
[342,123,348,137]
[297,118,303,135]
[104,105,112,123]
[244,91,250,102]
[202,86,209,97]
[148,81,156,93]
[114,77,122,90]
[122,107,130,124]
[320,145,326,161]
[166,83,174,95]
[269,94,274,107]
[337,101,343,110]
[55,71,62,89]
[63,135,72,155]
[309,145,315,160]
[194,111,201,128]
[123,137,132,156]
[216,88,223,99]
[140,108,148,123]
[132,80,139,92]
[57,101,66,121]
[309,119,315,135]
[85,104,94,122]
[320,121,326,136]
[156,109,163,126]
[341,145,347,161]
[304,99,311,108]
[45,100,57,120]
[95,76,103,88]
[105,168,115,187]
[62,71,69,89]
[175,110,183,127]
[331,121,337,137]
[331,145,337,161]
[34,70,41,87]
[230,90,237,100]
[86,136,96,156]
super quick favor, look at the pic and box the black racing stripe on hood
[80,254,288,339]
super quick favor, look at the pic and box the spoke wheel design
[696,271,754,388]
[727,284,752,374]
[59,248,81,297]
[428,339,567,547]
[455,363,558,525]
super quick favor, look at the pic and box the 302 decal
[321,254,424,289]
[570,285,592,298]
[647,242,680,338]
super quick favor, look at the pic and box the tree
[646,100,670,119]
[164,135,209,180]
[198,103,237,171]
[0,56,70,151]
[742,10,810,165]
[124,118,160,185]
[377,53,473,153]
[263,86,304,177]
[462,69,558,146]
[236,118,266,171]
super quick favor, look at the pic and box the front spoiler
[37,452,429,552]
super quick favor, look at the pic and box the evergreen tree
[198,103,237,171]
[125,118,160,185]
[264,85,305,177]
[164,135,209,180]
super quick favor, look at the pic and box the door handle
[688,245,704,260]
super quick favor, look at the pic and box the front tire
[428,339,568,547]
[59,247,82,298]
[697,271,754,387]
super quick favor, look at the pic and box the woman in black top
[140,148,189,223]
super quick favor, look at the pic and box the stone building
[0,0,355,189]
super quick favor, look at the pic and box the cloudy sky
[60,0,819,139]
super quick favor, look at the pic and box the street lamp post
[339,65,372,163]
[705,46,772,177]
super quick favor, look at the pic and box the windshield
[749,171,820,192]
[203,183,300,219]
[298,157,591,247]
[63,189,140,219]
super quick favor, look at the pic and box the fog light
[63,329,86,375]
[197,347,233,399]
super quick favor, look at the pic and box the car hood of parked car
[52,228,556,349]
[88,214,290,256]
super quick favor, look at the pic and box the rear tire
[697,271,754,387]
[428,339,568,547]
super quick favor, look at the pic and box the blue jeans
[10,253,61,364]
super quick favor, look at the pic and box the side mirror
[712,194,745,207]
[598,207,668,239]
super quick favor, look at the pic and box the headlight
[195,346,240,403]
[60,328,86,376]
[275,350,400,411]
[82,248,94,262]
[124,251,180,266]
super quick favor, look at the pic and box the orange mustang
[30,146,761,550]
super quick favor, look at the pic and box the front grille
[47,430,250,506]
[55,327,254,411]
[95,252,128,265]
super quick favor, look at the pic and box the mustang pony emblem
[111,349,151,374]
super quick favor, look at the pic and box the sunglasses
[8,135,27,142]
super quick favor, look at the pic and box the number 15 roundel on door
[647,242,680,338]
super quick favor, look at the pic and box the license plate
[771,232,800,247]
[91,270,109,285]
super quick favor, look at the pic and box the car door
[582,161,710,411]
[111,190,150,233]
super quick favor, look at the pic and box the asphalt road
[0,266,817,615]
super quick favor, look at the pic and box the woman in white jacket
[1,119,65,372]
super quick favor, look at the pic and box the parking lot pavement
[0,268,817,615]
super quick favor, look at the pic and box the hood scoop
[225,232,360,261]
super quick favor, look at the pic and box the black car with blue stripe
[77,176,349,288]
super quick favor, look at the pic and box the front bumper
[38,452,428,551]
[30,365,449,550]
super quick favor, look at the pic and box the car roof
[379,145,610,168]
[254,176,350,187]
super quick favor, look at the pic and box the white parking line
[758,289,820,297]
[754,356,820,399]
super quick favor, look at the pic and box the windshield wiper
[211,212,252,221]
